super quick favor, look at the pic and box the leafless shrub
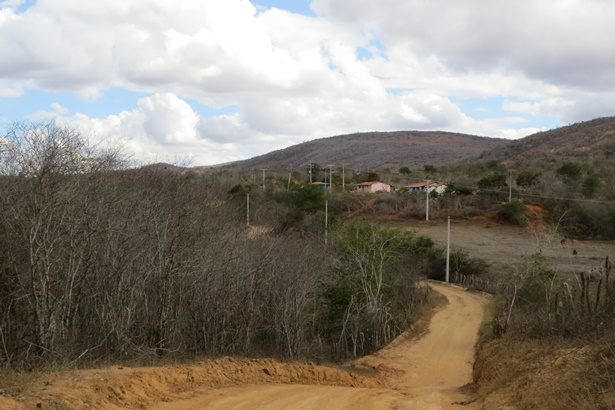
[0,123,432,368]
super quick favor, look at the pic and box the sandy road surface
[151,282,488,410]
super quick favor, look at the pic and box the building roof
[357,181,389,186]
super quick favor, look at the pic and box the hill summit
[480,116,615,162]
[223,131,505,170]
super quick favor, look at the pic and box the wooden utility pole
[342,164,345,191]
[426,188,430,221]
[446,216,451,283]
[287,170,292,192]
[309,163,313,183]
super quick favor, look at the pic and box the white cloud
[0,0,613,164]
[49,93,243,165]
[312,0,615,89]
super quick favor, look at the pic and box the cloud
[312,0,615,90]
[0,0,613,164]
[49,93,243,165]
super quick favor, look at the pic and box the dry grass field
[390,218,615,276]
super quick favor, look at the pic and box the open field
[388,218,615,276]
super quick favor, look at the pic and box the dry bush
[490,254,614,338]
[0,123,434,368]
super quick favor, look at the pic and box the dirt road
[151,282,488,410]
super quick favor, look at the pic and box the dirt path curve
[151,282,488,410]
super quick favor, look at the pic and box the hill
[480,116,615,162]
[221,131,505,171]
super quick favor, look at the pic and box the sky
[0,0,614,165]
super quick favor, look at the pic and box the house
[404,181,447,194]
[355,181,391,193]
[311,181,331,191]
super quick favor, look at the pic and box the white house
[404,181,447,194]
[355,181,392,193]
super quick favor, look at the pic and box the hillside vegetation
[480,116,615,162]
[222,131,505,171]
[0,123,453,369]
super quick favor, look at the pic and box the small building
[355,181,391,193]
[404,181,447,194]
[311,181,331,191]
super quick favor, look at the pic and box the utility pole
[287,169,292,192]
[342,164,345,192]
[426,188,430,221]
[445,216,451,283]
[508,170,512,203]
[246,193,250,227]
[309,163,313,183]
[324,200,329,245]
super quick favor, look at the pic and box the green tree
[309,163,322,181]
[557,162,582,183]
[321,224,434,355]
[423,164,437,173]
[582,175,601,198]
[365,171,380,182]
[496,200,530,226]
[478,174,507,189]
[516,171,540,188]
[399,166,411,175]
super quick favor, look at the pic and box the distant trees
[557,162,582,183]
[308,163,322,181]
[0,123,435,368]
[477,173,507,189]
[516,171,541,188]
[355,171,380,183]
[423,164,437,173]
[321,224,431,356]
[399,166,411,175]
[496,201,529,226]
[582,175,601,198]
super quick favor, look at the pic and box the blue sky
[0,0,307,125]
[0,0,612,164]
[254,0,314,16]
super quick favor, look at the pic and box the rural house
[355,181,391,193]
[404,181,447,194]
[311,181,331,191]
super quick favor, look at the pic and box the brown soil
[0,357,379,409]
[150,282,488,409]
[397,218,615,276]
[0,283,488,409]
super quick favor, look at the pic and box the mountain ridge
[479,116,615,162]
[221,130,506,170]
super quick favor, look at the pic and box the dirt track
[151,282,488,409]
[1,282,487,409]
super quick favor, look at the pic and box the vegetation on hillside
[0,123,448,369]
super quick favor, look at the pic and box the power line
[396,175,615,206]
[455,185,615,205]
